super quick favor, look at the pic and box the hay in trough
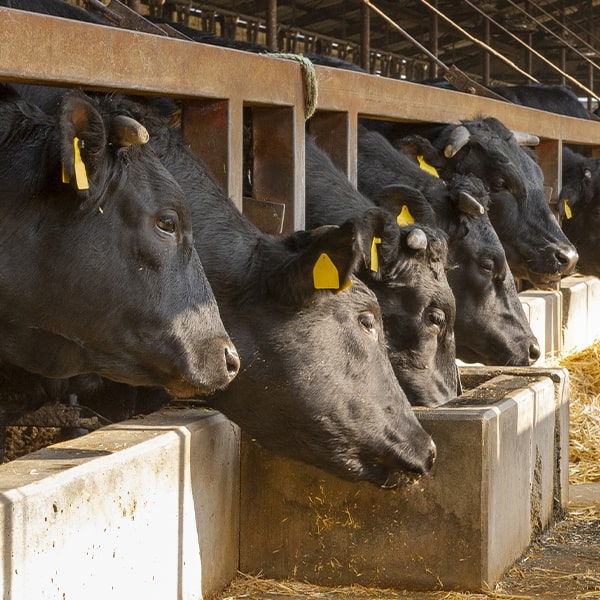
[216,572,533,599]
[558,340,600,483]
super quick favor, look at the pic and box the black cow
[0,0,105,21]
[356,127,541,366]
[419,80,596,120]
[0,84,239,398]
[491,84,595,120]
[115,95,436,487]
[368,117,579,288]
[558,146,600,276]
[304,136,458,407]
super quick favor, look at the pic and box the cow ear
[393,134,445,177]
[270,220,362,305]
[375,184,437,227]
[59,91,107,197]
[353,207,401,277]
[558,186,582,219]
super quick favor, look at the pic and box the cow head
[0,87,239,396]
[558,146,600,277]
[376,178,539,366]
[439,117,578,288]
[208,218,437,488]
[354,206,459,406]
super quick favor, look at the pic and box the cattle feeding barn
[1,1,600,598]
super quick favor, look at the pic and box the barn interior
[1,1,600,598]
[121,0,600,106]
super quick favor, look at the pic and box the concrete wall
[0,409,240,600]
[519,274,600,365]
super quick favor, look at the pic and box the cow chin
[164,382,215,399]
[524,270,562,290]
[360,462,428,489]
[509,263,561,289]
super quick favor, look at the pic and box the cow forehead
[110,149,192,216]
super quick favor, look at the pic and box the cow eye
[426,307,446,333]
[358,312,378,339]
[479,258,495,274]
[490,176,506,191]
[156,212,179,236]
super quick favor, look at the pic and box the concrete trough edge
[0,407,241,600]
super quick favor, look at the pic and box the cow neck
[157,134,277,302]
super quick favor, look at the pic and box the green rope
[270,53,319,120]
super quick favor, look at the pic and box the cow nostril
[556,245,579,274]
[529,340,541,364]
[225,346,240,380]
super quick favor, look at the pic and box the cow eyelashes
[156,212,179,236]
[358,312,378,340]
[479,258,495,273]
[425,307,446,333]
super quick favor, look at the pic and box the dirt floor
[214,487,600,600]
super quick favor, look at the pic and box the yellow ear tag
[370,237,382,272]
[335,278,353,294]
[313,252,340,289]
[563,198,573,219]
[73,136,89,191]
[61,161,70,184]
[417,155,439,178]
[397,205,415,226]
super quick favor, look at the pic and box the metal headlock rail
[459,0,600,101]
[502,0,600,76]
[533,0,600,50]
[361,0,509,101]
[365,0,599,102]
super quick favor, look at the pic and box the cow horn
[511,129,540,146]
[444,125,470,158]
[406,228,428,250]
[111,115,150,147]
[457,191,485,216]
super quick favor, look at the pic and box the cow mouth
[525,269,561,290]
[165,380,219,399]
[360,442,437,489]
[363,462,426,489]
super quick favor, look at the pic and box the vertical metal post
[361,1,370,72]
[524,1,533,82]
[560,1,566,85]
[525,31,533,81]
[266,0,278,51]
[589,0,596,108]
[430,0,439,79]
[482,15,490,85]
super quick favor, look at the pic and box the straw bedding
[558,340,600,483]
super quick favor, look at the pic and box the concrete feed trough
[0,409,240,600]
[0,368,569,597]
[239,367,569,592]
